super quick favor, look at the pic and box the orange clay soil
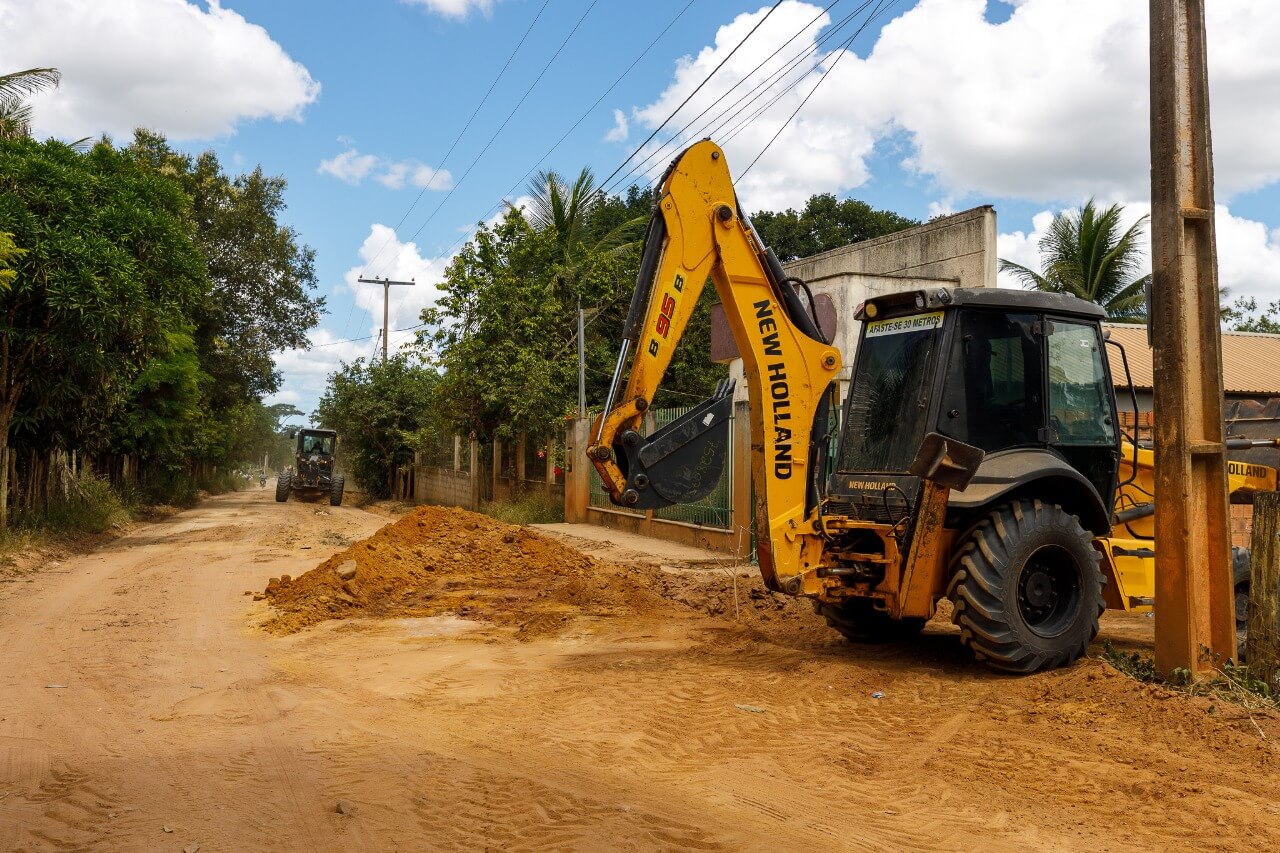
[263,505,678,635]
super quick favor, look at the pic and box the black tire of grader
[275,472,291,503]
[816,599,927,643]
[330,475,344,507]
[947,498,1104,674]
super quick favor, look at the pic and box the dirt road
[1,490,1277,851]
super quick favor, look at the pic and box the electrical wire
[358,0,554,282]
[391,0,603,257]
[598,0,873,198]
[594,0,787,200]
[738,0,900,179]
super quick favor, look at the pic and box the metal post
[578,300,586,418]
[1149,0,1236,675]
[357,276,416,361]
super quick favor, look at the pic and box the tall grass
[482,491,564,525]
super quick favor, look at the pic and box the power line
[594,0,787,200]
[597,0,851,196]
[604,0,886,196]
[359,0,553,280]
[722,0,896,150]
[739,0,900,179]
[389,0,603,260]
[422,0,699,264]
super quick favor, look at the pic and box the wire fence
[586,406,733,530]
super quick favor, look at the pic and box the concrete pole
[1247,493,1280,687]
[578,301,587,418]
[1149,0,1236,675]
[357,276,415,362]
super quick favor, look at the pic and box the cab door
[1044,319,1121,510]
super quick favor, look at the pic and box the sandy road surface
[1,490,1278,852]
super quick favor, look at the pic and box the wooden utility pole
[1149,0,1236,676]
[357,276,415,361]
[1247,494,1280,687]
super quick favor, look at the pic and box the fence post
[515,434,526,495]
[453,435,461,473]
[1247,492,1280,687]
[492,438,502,502]
[545,436,554,497]
[469,434,480,510]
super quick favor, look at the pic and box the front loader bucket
[615,379,735,510]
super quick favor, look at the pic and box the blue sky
[6,0,1280,417]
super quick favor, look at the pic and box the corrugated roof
[1103,323,1280,395]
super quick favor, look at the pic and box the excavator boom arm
[589,141,841,590]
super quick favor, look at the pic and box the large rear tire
[275,471,292,503]
[816,599,927,643]
[947,499,1104,674]
[330,475,344,507]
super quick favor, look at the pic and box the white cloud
[2,0,319,140]
[376,161,453,191]
[401,0,495,20]
[604,108,629,143]
[318,146,453,191]
[273,225,455,414]
[345,225,451,338]
[997,203,1280,306]
[633,0,1280,208]
[318,149,380,184]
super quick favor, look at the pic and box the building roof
[1104,323,1280,395]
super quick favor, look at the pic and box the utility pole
[1149,0,1236,676]
[357,276,415,361]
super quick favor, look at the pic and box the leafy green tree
[751,193,920,262]
[1221,296,1280,334]
[125,130,324,406]
[0,231,24,290]
[999,200,1149,322]
[0,137,207,526]
[316,353,441,497]
[0,67,60,140]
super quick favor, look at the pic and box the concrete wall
[414,465,475,509]
[782,205,997,290]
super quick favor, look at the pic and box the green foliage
[1222,296,1280,334]
[0,231,24,290]
[0,136,207,453]
[999,200,1149,322]
[1101,640,1159,682]
[27,472,129,534]
[751,193,920,262]
[0,67,60,140]
[482,492,564,525]
[125,130,324,406]
[316,352,441,497]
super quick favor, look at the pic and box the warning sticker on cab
[865,311,943,337]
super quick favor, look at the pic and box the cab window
[939,311,1043,453]
[1048,322,1115,445]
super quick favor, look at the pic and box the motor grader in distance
[276,428,344,506]
[589,138,1263,674]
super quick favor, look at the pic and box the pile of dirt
[262,505,680,635]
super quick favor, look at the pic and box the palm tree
[0,67,61,140]
[517,168,645,298]
[999,199,1149,322]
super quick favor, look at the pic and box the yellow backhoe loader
[590,138,1275,673]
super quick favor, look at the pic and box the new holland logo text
[754,299,792,479]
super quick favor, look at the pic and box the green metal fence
[586,406,733,530]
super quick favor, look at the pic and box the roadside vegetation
[0,65,322,536]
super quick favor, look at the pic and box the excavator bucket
[614,379,735,510]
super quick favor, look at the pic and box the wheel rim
[1016,545,1082,638]
[1235,588,1249,629]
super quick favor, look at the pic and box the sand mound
[262,505,674,635]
